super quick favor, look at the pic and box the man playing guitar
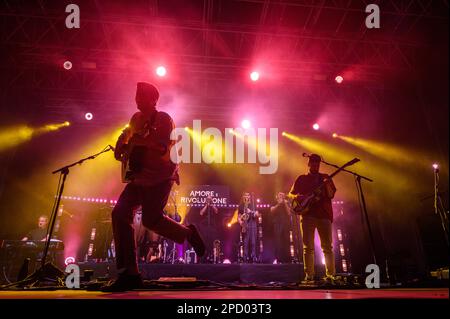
[103,82,205,291]
[238,192,260,263]
[289,153,336,284]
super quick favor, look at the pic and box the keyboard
[0,239,64,251]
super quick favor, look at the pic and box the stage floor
[2,263,448,300]
[0,288,447,299]
[78,262,306,284]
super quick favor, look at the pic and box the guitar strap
[142,109,158,135]
[148,109,158,130]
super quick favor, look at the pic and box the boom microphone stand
[307,155,377,265]
[2,145,114,289]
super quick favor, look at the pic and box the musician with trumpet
[289,153,336,284]
[238,192,260,263]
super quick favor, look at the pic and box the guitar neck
[311,159,358,192]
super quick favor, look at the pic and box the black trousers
[273,222,289,262]
[112,180,191,273]
[243,222,258,261]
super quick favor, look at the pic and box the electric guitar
[291,158,360,215]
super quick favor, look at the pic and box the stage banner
[176,185,230,207]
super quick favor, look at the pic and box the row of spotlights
[63,61,343,83]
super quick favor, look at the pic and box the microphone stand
[432,167,449,247]
[3,146,114,289]
[317,157,378,267]
[169,191,179,264]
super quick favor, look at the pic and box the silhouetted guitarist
[103,82,205,291]
[289,153,336,284]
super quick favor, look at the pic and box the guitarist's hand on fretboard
[114,146,125,161]
[114,130,131,161]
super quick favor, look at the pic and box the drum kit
[93,207,224,264]
[94,196,198,264]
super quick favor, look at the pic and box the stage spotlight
[64,121,70,126]
[228,128,234,134]
[433,163,439,170]
[156,66,167,77]
[64,256,76,266]
[63,61,72,70]
[85,112,93,121]
[241,119,251,129]
[332,133,338,138]
[227,223,232,228]
[250,71,260,81]
[184,126,189,131]
[223,259,231,264]
[313,123,320,130]
[335,75,344,84]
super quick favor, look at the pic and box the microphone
[108,144,116,152]
[65,211,74,219]
[347,158,361,166]
[60,210,74,218]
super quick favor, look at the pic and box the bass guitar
[291,158,360,215]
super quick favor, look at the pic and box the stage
[0,288,448,300]
[0,1,448,314]
[78,262,305,284]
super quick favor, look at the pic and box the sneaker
[319,275,336,287]
[101,273,144,292]
[187,224,205,257]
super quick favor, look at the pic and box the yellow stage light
[0,122,70,152]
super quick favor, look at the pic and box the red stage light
[313,123,320,130]
[64,256,76,266]
[335,75,344,84]
[85,112,93,121]
[250,71,260,81]
[332,133,338,138]
[241,119,251,129]
[156,66,167,77]
[433,163,439,170]
[63,61,72,70]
